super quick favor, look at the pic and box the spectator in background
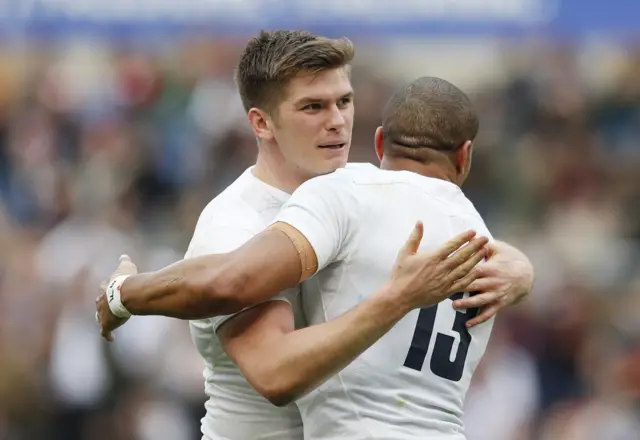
[0,39,639,440]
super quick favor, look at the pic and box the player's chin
[318,156,348,176]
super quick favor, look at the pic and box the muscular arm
[117,222,418,407]
[210,224,485,407]
[120,224,305,319]
[110,172,488,407]
[218,288,407,407]
[117,220,482,407]
[217,225,484,407]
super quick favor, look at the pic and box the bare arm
[119,225,304,319]
[218,290,407,406]
[97,220,487,405]
[212,224,488,406]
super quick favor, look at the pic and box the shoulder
[297,163,379,194]
[187,190,263,258]
[197,192,261,232]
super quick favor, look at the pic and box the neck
[253,145,305,194]
[380,156,460,186]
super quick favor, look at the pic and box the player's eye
[302,103,322,111]
[338,96,352,107]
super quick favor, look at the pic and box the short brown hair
[382,77,479,156]
[235,30,355,113]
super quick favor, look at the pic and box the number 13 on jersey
[403,292,479,382]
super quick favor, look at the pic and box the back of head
[235,30,355,115]
[382,77,479,162]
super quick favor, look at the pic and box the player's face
[271,67,354,180]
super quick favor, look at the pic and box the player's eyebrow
[294,92,354,107]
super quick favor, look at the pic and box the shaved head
[382,77,479,160]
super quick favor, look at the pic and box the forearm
[119,229,303,319]
[120,254,243,319]
[247,286,408,405]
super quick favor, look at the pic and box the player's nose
[326,105,346,131]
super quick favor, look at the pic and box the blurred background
[0,1,639,439]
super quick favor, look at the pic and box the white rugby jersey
[187,166,304,440]
[186,163,370,440]
[276,164,495,440]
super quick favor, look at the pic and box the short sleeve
[275,172,360,271]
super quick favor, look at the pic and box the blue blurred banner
[0,0,637,39]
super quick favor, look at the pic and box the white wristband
[107,275,132,318]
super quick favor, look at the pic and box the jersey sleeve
[274,172,360,272]
[186,222,299,333]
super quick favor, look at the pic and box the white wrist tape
[107,275,132,318]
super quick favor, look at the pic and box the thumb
[115,254,138,276]
[399,221,424,257]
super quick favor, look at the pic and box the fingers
[118,254,137,271]
[96,310,114,342]
[466,303,501,328]
[435,230,477,259]
[100,328,115,342]
[114,254,138,277]
[398,221,424,257]
[463,278,502,296]
[448,268,480,295]
[443,236,489,271]
[452,291,500,310]
[484,242,499,259]
[446,244,487,281]
[470,262,498,278]
[96,286,113,341]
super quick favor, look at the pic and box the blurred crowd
[0,37,639,440]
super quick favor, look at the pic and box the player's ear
[463,140,473,174]
[455,140,473,183]
[248,107,275,142]
[374,126,385,162]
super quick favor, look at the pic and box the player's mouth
[318,143,346,150]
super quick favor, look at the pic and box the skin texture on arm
[113,221,483,323]
[95,225,312,339]
[215,222,487,406]
[218,286,410,406]
[119,226,304,319]
[97,221,487,407]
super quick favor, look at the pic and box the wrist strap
[107,275,132,318]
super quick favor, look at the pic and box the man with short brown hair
[97,31,534,440]
[236,30,356,190]
[235,30,355,113]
